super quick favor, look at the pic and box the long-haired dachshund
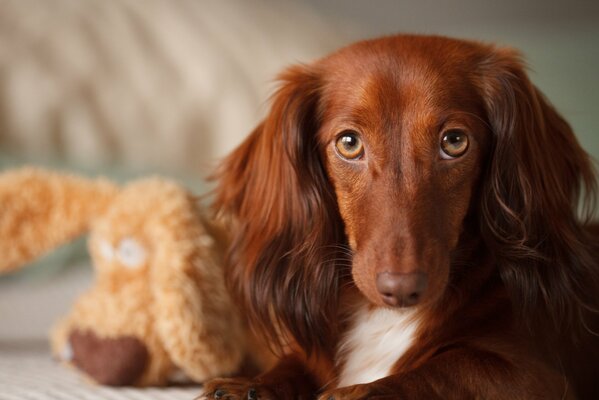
[203,35,599,399]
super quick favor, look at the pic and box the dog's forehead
[323,35,484,74]
[319,37,485,142]
[322,39,480,111]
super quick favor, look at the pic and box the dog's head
[215,35,597,352]
[316,37,494,309]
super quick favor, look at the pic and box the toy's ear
[0,168,118,272]
[149,185,244,381]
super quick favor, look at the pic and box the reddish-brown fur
[204,35,599,399]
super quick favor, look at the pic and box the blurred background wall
[1,0,597,177]
[1,0,598,341]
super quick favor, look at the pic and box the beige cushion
[0,0,342,173]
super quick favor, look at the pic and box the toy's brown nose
[69,330,148,386]
[376,271,428,307]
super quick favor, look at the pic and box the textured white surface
[0,263,92,342]
[0,341,202,400]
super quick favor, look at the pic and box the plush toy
[0,167,249,386]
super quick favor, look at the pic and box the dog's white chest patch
[336,306,419,388]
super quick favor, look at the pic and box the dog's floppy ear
[149,183,244,381]
[476,48,598,333]
[0,168,118,272]
[214,65,345,355]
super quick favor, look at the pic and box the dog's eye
[440,130,469,159]
[335,131,364,160]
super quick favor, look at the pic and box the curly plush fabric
[0,168,249,386]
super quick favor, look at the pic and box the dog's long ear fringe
[476,48,599,340]
[151,185,245,381]
[212,65,346,356]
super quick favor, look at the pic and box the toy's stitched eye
[117,237,146,269]
[440,129,469,159]
[335,130,364,160]
[98,239,114,261]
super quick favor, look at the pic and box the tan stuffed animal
[0,167,247,386]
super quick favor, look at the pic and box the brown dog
[203,34,599,399]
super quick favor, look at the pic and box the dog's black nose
[376,271,428,307]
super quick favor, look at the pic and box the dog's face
[317,39,491,308]
[217,34,594,351]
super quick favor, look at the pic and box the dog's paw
[198,378,277,400]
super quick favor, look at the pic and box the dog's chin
[349,277,410,309]
[365,291,433,310]
[362,289,442,312]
